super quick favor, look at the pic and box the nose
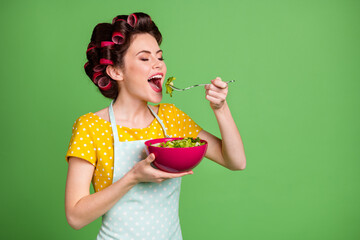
[153,57,164,69]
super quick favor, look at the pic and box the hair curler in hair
[127,13,138,27]
[92,72,103,84]
[101,41,115,48]
[86,46,96,53]
[99,41,114,65]
[100,58,114,65]
[93,65,106,72]
[112,17,126,24]
[84,62,89,70]
[98,76,112,91]
[112,32,125,44]
[86,42,97,53]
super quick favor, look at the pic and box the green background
[1,0,359,239]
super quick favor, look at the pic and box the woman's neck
[112,93,154,129]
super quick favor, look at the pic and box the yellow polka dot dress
[65,103,202,192]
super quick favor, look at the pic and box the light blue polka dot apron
[97,100,183,240]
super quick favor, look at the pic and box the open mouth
[147,74,163,93]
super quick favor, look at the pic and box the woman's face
[119,33,166,103]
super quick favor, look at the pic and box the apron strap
[109,100,120,143]
[147,105,170,138]
[109,100,170,142]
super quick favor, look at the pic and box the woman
[65,12,246,240]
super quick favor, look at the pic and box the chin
[148,94,163,104]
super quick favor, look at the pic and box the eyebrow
[136,50,163,56]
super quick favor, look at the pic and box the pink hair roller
[112,32,125,44]
[92,72,102,84]
[84,62,89,70]
[86,46,96,53]
[93,65,106,72]
[98,76,112,91]
[127,13,137,27]
[100,58,114,65]
[113,18,126,24]
[101,41,115,48]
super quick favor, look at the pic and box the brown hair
[84,12,162,99]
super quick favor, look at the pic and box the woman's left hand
[205,77,228,110]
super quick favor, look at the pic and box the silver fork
[169,80,236,91]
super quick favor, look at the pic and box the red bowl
[144,138,208,173]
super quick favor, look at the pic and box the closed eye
[141,57,164,61]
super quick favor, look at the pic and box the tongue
[149,79,162,92]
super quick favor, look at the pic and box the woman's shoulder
[93,107,110,122]
[73,112,93,123]
[72,110,108,127]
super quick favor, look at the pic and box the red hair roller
[100,58,114,65]
[93,65,106,72]
[84,62,89,70]
[112,32,125,44]
[86,46,96,53]
[92,72,102,84]
[86,42,96,53]
[98,76,112,91]
[112,17,126,24]
[127,13,137,27]
[101,41,115,48]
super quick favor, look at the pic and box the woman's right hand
[129,153,193,183]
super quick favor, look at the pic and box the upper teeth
[148,74,162,80]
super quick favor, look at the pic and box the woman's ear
[106,65,123,81]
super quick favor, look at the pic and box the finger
[204,84,211,90]
[160,170,194,179]
[145,153,155,163]
[207,83,228,93]
[205,80,226,90]
[212,77,228,89]
[206,94,223,105]
[206,89,227,100]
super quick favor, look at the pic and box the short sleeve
[65,115,97,166]
[171,104,203,138]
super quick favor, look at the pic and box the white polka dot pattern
[96,102,183,240]
[97,140,182,239]
[65,103,202,193]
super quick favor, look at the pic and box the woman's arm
[197,77,246,171]
[65,157,138,230]
[65,155,192,230]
